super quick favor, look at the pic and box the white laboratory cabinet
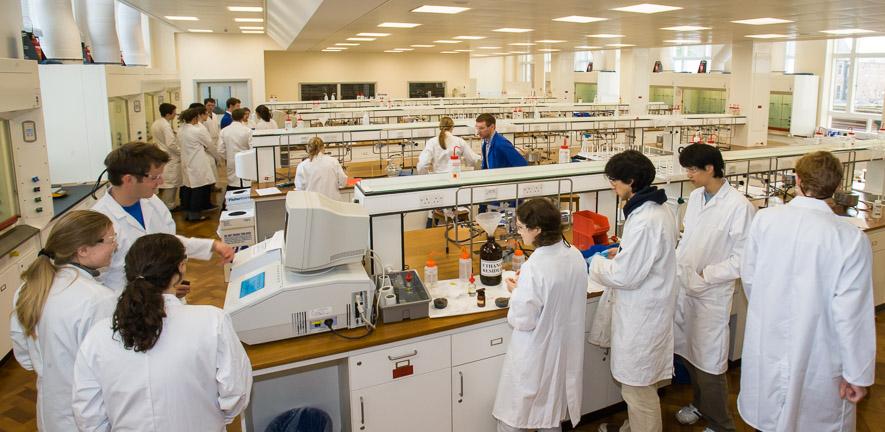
[582,298,624,413]
[870,229,885,306]
[451,322,512,432]
[0,230,40,356]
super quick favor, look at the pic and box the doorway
[196,80,251,114]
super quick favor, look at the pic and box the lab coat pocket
[683,267,709,298]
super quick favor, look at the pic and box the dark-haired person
[672,144,755,432]
[255,104,277,130]
[91,142,234,293]
[492,199,587,432]
[179,106,219,221]
[219,108,254,192]
[203,97,221,146]
[72,234,252,431]
[10,210,117,431]
[590,150,677,432]
[476,113,527,169]
[738,151,874,431]
[220,97,241,130]
[150,102,181,210]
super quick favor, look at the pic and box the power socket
[520,183,544,196]
[419,192,445,207]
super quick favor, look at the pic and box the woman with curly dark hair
[72,234,252,430]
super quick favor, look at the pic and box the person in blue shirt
[476,113,527,170]
[219,97,241,130]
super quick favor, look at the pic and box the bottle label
[481,259,502,277]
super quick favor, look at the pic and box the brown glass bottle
[480,234,503,286]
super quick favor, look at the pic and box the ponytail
[307,137,325,161]
[112,233,186,352]
[16,210,112,338]
[438,116,455,150]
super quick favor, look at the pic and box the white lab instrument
[284,191,368,272]
[234,148,275,183]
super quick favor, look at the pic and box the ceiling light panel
[357,33,390,37]
[348,37,376,41]
[745,34,791,39]
[454,49,473,52]
[235,18,263,22]
[611,4,682,14]
[587,34,625,38]
[661,26,711,31]
[384,50,403,53]
[508,42,536,46]
[664,39,701,44]
[435,40,462,43]
[322,49,342,52]
[732,18,793,25]
[378,22,422,28]
[228,6,262,12]
[411,5,470,14]
[241,31,264,34]
[336,43,359,46]
[187,29,211,32]
[166,16,198,21]
[478,46,502,49]
[239,26,264,30]
[538,48,560,52]
[454,35,486,40]
[607,43,636,47]
[820,29,875,35]
[494,28,534,33]
[440,51,459,54]
[411,44,435,47]
[553,16,607,23]
[536,40,566,43]
[393,48,414,51]
[575,45,601,49]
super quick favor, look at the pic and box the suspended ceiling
[124,0,885,55]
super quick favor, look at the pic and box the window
[340,83,376,99]
[544,53,552,74]
[408,82,446,98]
[300,84,338,101]
[828,36,885,131]
[519,55,533,82]
[574,51,594,72]
[672,45,712,73]
[784,41,796,74]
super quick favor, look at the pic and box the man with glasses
[92,142,235,293]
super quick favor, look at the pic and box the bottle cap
[460,247,470,259]
[514,249,523,256]
[426,257,436,267]
[469,275,475,283]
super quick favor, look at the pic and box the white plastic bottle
[424,257,438,289]
[511,249,525,272]
[873,199,883,219]
[449,147,462,181]
[458,247,472,283]
[558,137,570,164]
[296,114,304,128]
[284,114,292,130]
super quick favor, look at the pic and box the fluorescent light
[239,26,264,30]
[241,31,264,34]
[821,29,875,35]
[508,42,536,46]
[536,40,566,43]
[732,18,793,25]
[411,5,470,14]
[553,16,607,23]
[494,28,534,33]
[166,16,198,21]
[745,34,791,39]
[234,18,263,22]
[187,29,212,33]
[434,40,462,44]
[440,51,459,54]
[509,51,529,54]
[454,49,473,52]
[384,50,403,53]
[454,35,486,40]
[587,34,625,38]
[611,4,682,14]
[322,49,342,52]
[607,43,636,47]
[472,54,489,57]
[378,22,421,28]
[664,39,701,44]
[348,37,376,41]
[357,33,391,37]
[410,44,435,48]
[661,26,710,31]
[228,6,262,12]
[336,43,360,46]
[478,46,502,49]
[538,48,560,52]
[575,45,601,49]
[393,48,414,51]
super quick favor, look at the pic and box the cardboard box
[225,188,253,207]
[219,209,255,230]
[218,226,256,248]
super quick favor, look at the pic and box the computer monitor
[284,191,369,272]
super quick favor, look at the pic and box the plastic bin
[572,210,611,250]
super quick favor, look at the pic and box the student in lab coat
[672,144,755,432]
[738,151,874,432]
[243,106,257,129]
[203,97,222,146]
[493,198,587,432]
[416,116,481,174]
[91,142,234,293]
[150,102,181,210]
[295,137,348,201]
[72,234,252,431]
[220,97,241,130]
[589,150,678,432]
[255,104,278,130]
[476,113,527,169]
[10,210,117,431]
[179,106,219,221]
[218,108,253,191]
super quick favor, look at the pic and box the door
[107,97,130,149]
[351,368,451,432]
[197,81,251,112]
[452,355,506,432]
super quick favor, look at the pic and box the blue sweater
[481,132,527,169]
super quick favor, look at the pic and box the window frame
[828,37,885,132]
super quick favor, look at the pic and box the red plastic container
[572,210,611,250]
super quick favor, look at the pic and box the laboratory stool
[265,407,333,432]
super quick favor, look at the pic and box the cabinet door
[0,262,19,356]
[452,355,506,432]
[351,368,451,432]
[873,248,885,306]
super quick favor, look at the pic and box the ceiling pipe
[33,0,83,62]
[116,2,148,66]
[85,0,121,64]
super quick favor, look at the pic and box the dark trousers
[680,356,737,432]
[180,184,213,219]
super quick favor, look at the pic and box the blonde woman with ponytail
[295,136,348,200]
[416,116,481,174]
[10,210,118,431]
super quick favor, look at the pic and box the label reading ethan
[480,259,503,277]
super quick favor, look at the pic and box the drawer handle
[490,337,503,346]
[458,371,464,400]
[387,350,418,361]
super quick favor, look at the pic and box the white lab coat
[590,200,677,386]
[204,112,221,145]
[255,119,277,130]
[92,189,214,293]
[150,118,181,188]
[416,131,481,174]
[9,266,116,431]
[295,154,348,201]
[674,182,755,374]
[738,196,875,432]
[493,241,587,429]
[72,294,253,431]
[219,121,253,187]
[179,123,218,188]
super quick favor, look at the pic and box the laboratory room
[1,0,884,431]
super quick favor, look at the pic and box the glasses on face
[138,173,163,182]
[515,222,527,231]
[685,167,700,175]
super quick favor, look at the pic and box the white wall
[147,16,176,73]
[264,51,469,100]
[469,56,504,97]
[1,0,23,59]
[175,33,281,106]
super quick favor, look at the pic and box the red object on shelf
[572,210,611,250]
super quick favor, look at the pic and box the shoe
[675,404,702,425]
[597,424,621,432]
[201,205,219,213]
